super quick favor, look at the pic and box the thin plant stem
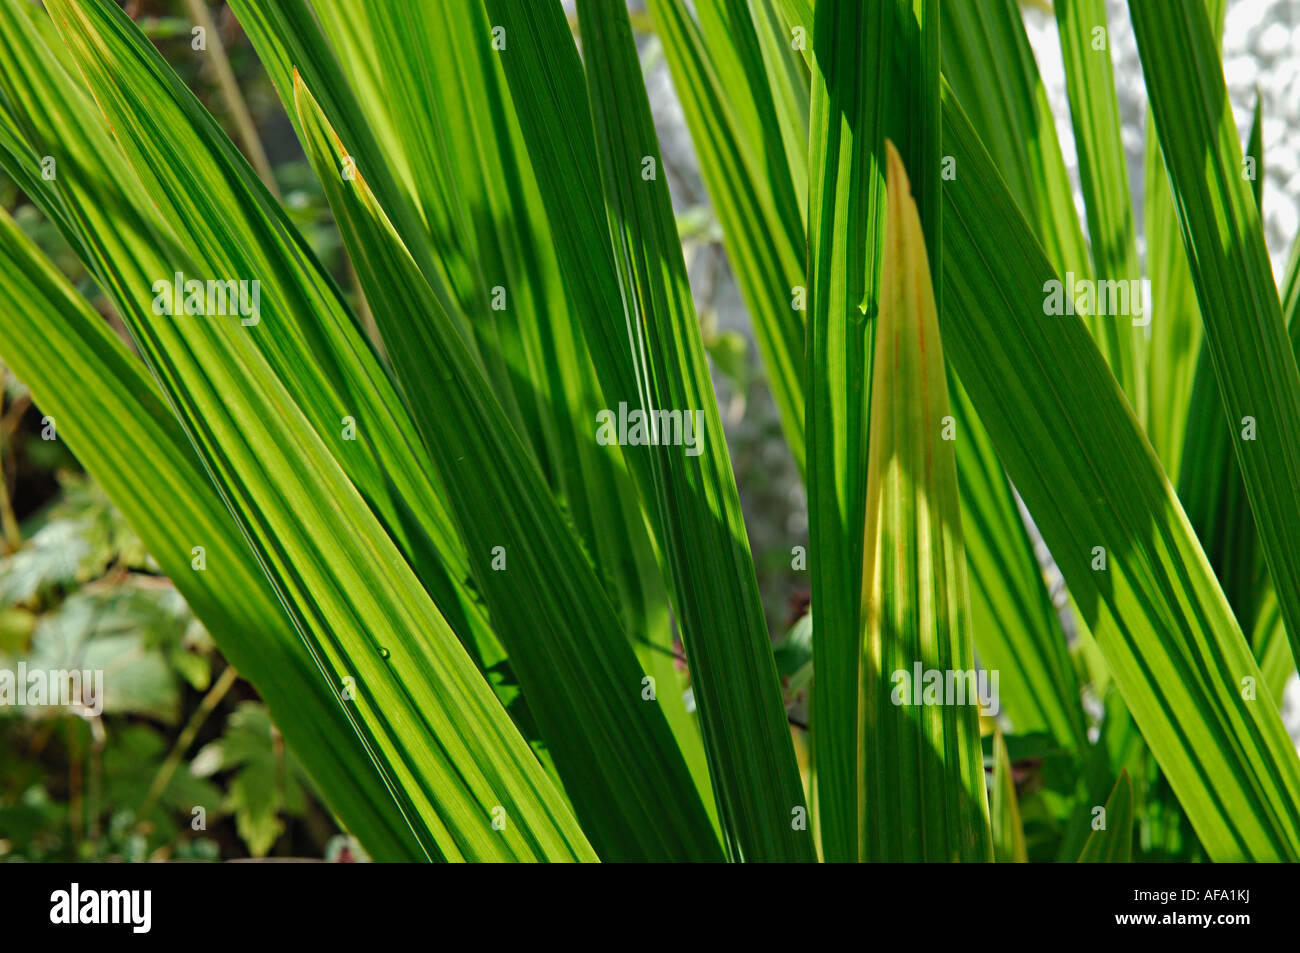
[139,664,240,821]
[182,0,279,198]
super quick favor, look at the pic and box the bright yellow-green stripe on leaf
[991,732,1028,863]
[858,141,992,864]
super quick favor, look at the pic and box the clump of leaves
[0,0,1297,864]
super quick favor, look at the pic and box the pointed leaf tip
[884,138,912,200]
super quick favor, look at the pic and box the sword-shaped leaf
[941,83,1300,861]
[293,71,721,863]
[1077,772,1134,862]
[859,141,992,863]
[647,0,807,473]
[804,0,891,863]
[32,0,593,862]
[1054,0,1145,420]
[991,732,1028,863]
[1130,0,1300,673]
[489,0,810,861]
[0,208,416,861]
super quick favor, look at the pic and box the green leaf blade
[0,207,418,861]
[490,0,811,862]
[991,732,1028,863]
[804,0,890,863]
[858,141,992,863]
[941,83,1300,861]
[293,71,723,863]
[1130,0,1300,680]
[1077,771,1134,862]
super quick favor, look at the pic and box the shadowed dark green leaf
[1131,0,1300,675]
[1078,771,1133,862]
[804,0,890,863]
[294,71,722,863]
[490,0,811,862]
[941,83,1300,861]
